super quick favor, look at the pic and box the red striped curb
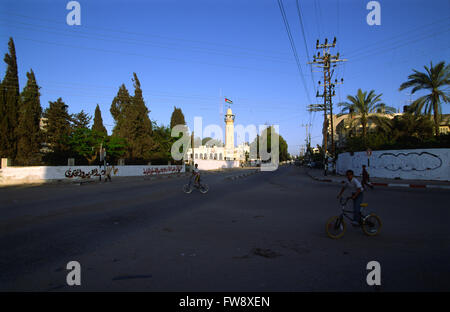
[374,183,450,189]
[306,170,450,190]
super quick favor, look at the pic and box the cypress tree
[170,106,186,129]
[92,104,107,135]
[16,69,42,165]
[0,37,20,160]
[110,74,155,160]
[72,110,91,130]
[110,83,131,139]
[43,98,72,163]
[128,73,154,159]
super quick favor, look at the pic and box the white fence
[336,148,450,181]
[0,165,185,185]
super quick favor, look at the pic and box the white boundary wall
[336,148,450,181]
[194,159,241,170]
[0,165,185,185]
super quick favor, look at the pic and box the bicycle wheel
[199,184,209,194]
[326,216,346,239]
[362,213,382,236]
[183,184,193,194]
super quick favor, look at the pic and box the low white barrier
[193,159,241,170]
[0,165,185,185]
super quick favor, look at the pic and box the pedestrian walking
[362,165,374,189]
[105,163,113,182]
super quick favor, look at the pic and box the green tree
[68,128,126,165]
[110,74,155,160]
[278,135,289,162]
[0,37,20,160]
[110,84,130,122]
[202,137,223,147]
[110,83,131,140]
[92,104,107,135]
[104,135,126,161]
[338,89,396,145]
[390,113,434,140]
[72,110,91,130]
[249,134,260,159]
[68,128,103,164]
[151,122,173,163]
[250,126,288,162]
[399,61,450,136]
[42,98,72,164]
[170,106,186,130]
[16,69,42,165]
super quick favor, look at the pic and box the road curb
[225,169,260,181]
[304,168,450,190]
[371,182,450,190]
[143,172,189,181]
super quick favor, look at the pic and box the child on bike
[337,169,364,226]
[192,163,201,187]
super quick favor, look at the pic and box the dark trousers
[352,192,364,222]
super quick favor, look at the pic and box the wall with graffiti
[0,165,185,185]
[336,148,450,181]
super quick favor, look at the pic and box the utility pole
[308,37,347,166]
[300,123,312,149]
[300,123,311,161]
[327,78,344,157]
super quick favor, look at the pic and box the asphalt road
[0,165,449,291]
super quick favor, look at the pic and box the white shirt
[344,177,364,193]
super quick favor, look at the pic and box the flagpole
[219,88,223,118]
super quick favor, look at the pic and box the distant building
[439,115,450,135]
[323,107,450,148]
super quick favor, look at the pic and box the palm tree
[399,61,450,136]
[339,89,396,144]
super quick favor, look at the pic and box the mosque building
[186,107,250,163]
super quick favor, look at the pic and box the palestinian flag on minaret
[225,98,233,104]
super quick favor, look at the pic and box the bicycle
[183,176,209,194]
[325,197,382,239]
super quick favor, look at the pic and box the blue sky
[1,0,449,155]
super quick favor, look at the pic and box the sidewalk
[304,167,450,190]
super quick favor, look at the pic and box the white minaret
[224,107,235,160]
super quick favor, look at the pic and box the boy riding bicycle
[192,163,201,187]
[337,169,364,226]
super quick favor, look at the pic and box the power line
[350,27,450,63]
[295,0,317,95]
[0,11,292,58]
[0,17,295,64]
[345,16,450,58]
[294,0,317,141]
[0,33,300,78]
[276,0,312,111]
